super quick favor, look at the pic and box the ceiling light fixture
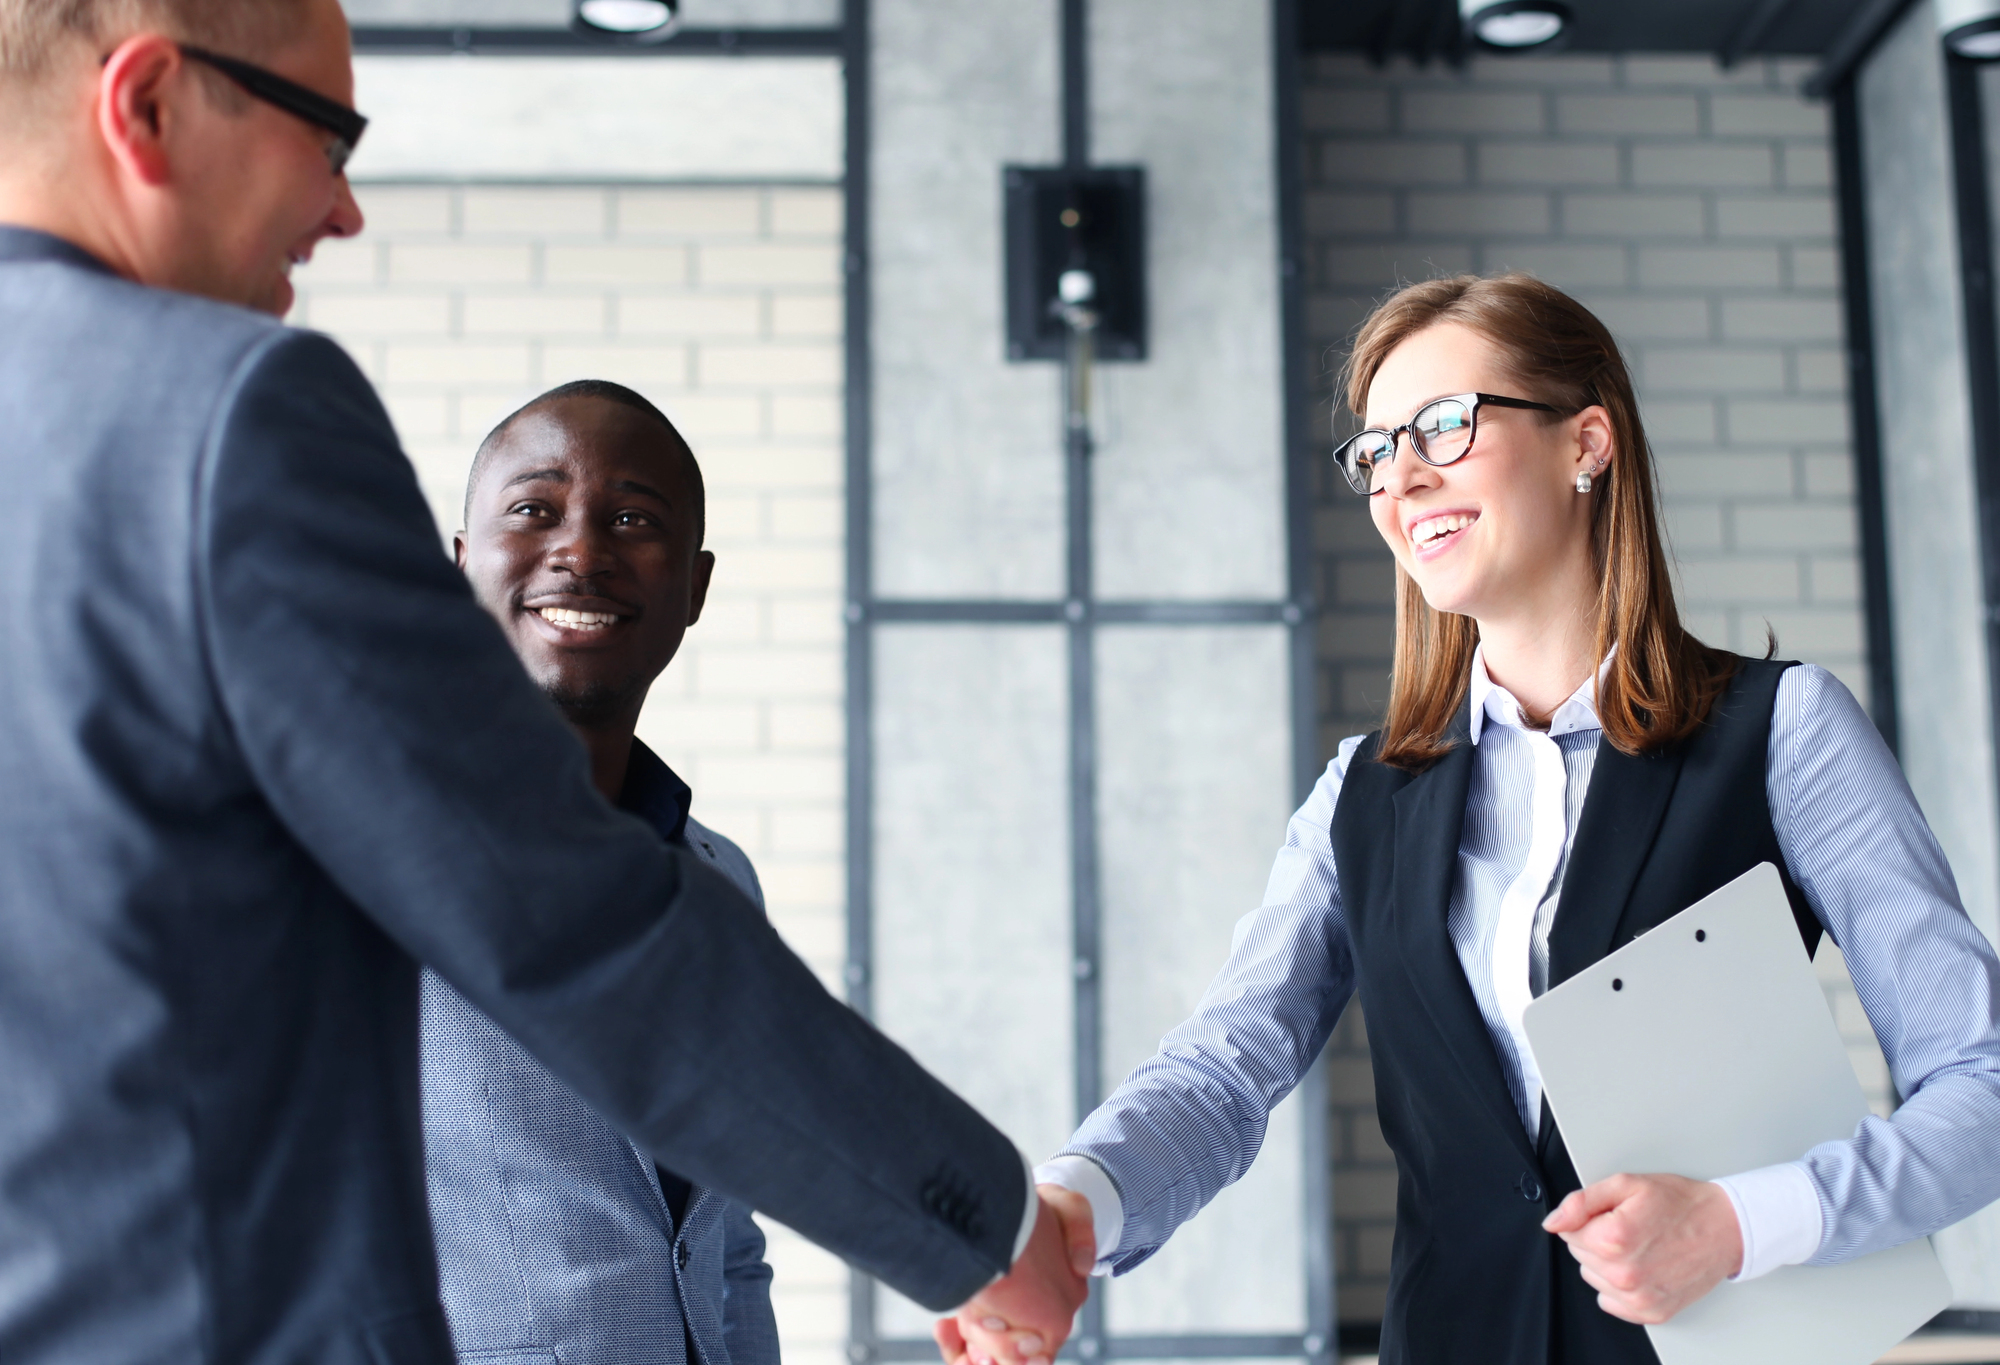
[1460,0,1570,51]
[1941,0,2000,59]
[571,0,680,41]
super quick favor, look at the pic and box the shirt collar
[1467,644,1609,745]
[0,225,118,277]
[617,739,693,844]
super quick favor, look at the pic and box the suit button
[677,1242,691,1271]
[1517,1173,1543,1202]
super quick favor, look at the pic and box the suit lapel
[1389,709,1539,1167]
[1545,736,1687,989]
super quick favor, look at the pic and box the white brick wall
[1300,52,1882,1324]
[290,181,848,1365]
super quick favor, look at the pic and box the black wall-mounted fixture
[1003,165,1147,362]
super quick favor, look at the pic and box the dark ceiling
[1300,0,1897,66]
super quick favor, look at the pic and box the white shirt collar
[1467,644,1609,745]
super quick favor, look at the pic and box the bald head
[2,0,310,116]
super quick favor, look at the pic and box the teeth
[1413,513,1475,546]
[538,607,621,629]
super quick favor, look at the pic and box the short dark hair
[464,379,705,547]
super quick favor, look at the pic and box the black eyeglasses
[1333,391,1564,496]
[179,45,368,175]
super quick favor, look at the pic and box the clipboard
[1521,862,1952,1365]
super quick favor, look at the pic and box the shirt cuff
[1712,1163,1825,1282]
[1033,1154,1124,1275]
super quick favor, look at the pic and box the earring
[1575,469,1592,493]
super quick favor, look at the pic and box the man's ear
[685,549,715,629]
[96,36,187,188]
[453,532,468,570]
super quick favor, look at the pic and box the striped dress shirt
[1041,657,2000,1285]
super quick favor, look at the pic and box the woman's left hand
[1543,1173,1744,1324]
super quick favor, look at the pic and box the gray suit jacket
[0,227,1023,1365]
[424,744,779,1365]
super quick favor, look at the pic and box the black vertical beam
[1946,55,2000,805]
[1064,412,1106,1364]
[1830,77,1901,754]
[1059,3,1107,1355]
[1062,0,1089,170]
[842,0,878,1360]
[1269,6,1336,1362]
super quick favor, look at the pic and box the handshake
[934,1185,1099,1365]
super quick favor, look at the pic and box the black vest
[1330,658,1817,1365]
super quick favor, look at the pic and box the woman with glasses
[947,274,2000,1365]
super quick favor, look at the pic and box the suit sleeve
[720,1203,780,1365]
[191,330,1026,1311]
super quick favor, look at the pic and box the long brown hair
[1341,273,1738,770]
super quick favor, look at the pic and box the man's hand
[934,1185,1096,1365]
[1543,1173,1743,1324]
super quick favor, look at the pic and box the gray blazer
[424,743,779,1365]
[0,227,1023,1365]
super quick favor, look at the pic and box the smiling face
[456,396,714,732]
[77,0,366,315]
[166,0,365,314]
[1363,320,1612,633]
[2,0,365,315]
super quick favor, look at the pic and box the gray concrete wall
[1088,0,1287,600]
[866,0,1308,1344]
[1857,0,2000,1308]
[870,0,1064,599]
[1297,49,1878,1322]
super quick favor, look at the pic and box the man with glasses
[0,2,1091,1362]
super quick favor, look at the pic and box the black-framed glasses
[180,45,368,175]
[1333,391,1564,496]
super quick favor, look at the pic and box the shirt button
[677,1242,692,1271]
[1517,1173,1543,1202]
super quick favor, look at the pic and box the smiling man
[455,381,715,805]
[0,1,1089,1362]
[424,381,777,1365]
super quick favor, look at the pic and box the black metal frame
[1828,76,1901,751]
[1717,0,1799,68]
[1803,0,1921,98]
[1271,3,1336,1357]
[1945,54,2000,801]
[350,25,841,55]
[840,0,882,1359]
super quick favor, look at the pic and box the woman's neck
[1476,608,1600,729]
